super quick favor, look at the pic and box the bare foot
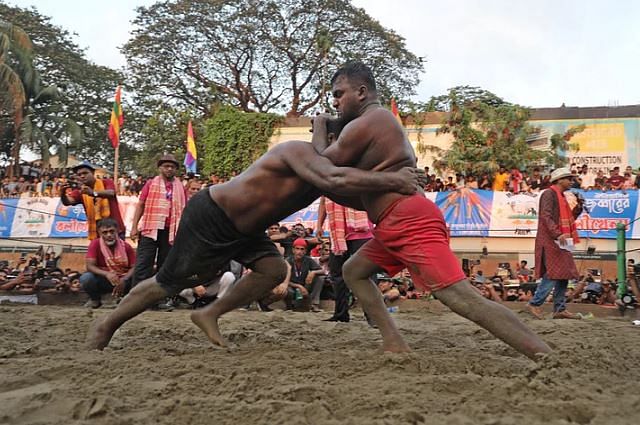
[86,316,115,350]
[382,339,412,353]
[191,309,229,348]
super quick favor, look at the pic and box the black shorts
[155,189,281,294]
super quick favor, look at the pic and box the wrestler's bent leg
[342,253,410,353]
[191,256,287,347]
[87,276,169,350]
[435,280,551,360]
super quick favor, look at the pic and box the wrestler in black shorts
[155,189,281,294]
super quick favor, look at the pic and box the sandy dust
[0,302,639,425]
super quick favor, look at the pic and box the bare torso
[337,107,418,222]
[210,142,320,234]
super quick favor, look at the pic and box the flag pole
[113,144,119,185]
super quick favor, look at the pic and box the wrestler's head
[326,117,344,145]
[330,61,377,123]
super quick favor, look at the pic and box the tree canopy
[426,89,584,176]
[0,2,123,169]
[123,0,424,118]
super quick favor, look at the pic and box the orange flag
[390,98,402,125]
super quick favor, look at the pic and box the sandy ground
[1,302,639,425]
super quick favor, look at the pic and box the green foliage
[201,106,281,177]
[0,3,123,168]
[425,86,508,112]
[123,0,423,117]
[426,88,584,176]
[129,106,193,177]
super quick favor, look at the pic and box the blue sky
[6,0,640,108]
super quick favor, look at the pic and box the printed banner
[576,190,637,239]
[50,203,89,237]
[489,191,541,238]
[0,191,637,239]
[10,196,58,238]
[435,189,494,236]
[0,199,19,237]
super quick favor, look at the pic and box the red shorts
[359,194,466,292]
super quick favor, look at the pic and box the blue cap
[71,160,96,173]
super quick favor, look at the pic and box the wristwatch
[93,191,99,198]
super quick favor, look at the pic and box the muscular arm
[86,258,109,279]
[282,142,415,197]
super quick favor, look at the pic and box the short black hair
[330,61,377,93]
[97,218,119,230]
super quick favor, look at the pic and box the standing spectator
[579,165,594,190]
[622,172,635,190]
[528,168,584,320]
[60,161,125,240]
[509,168,523,193]
[527,167,543,192]
[316,196,372,322]
[594,170,607,190]
[186,178,202,198]
[130,154,187,287]
[492,166,509,191]
[80,218,136,308]
[478,174,491,190]
[607,166,625,190]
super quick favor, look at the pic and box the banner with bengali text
[0,191,637,239]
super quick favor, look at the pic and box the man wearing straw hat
[528,167,585,320]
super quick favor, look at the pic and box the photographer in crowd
[60,161,125,240]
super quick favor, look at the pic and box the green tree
[426,89,584,176]
[0,3,123,168]
[123,0,423,118]
[424,85,508,112]
[201,106,280,177]
[0,18,32,170]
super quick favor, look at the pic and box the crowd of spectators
[468,260,640,312]
[1,161,639,315]
[421,164,640,193]
[0,247,81,294]
[3,162,640,199]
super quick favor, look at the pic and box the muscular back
[210,142,320,235]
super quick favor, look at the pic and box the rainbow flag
[184,120,197,173]
[390,98,402,125]
[108,86,124,148]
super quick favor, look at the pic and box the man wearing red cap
[286,238,326,312]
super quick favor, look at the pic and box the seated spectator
[598,280,617,305]
[607,166,625,190]
[285,238,326,312]
[176,265,237,309]
[517,287,533,302]
[80,218,136,308]
[516,260,533,282]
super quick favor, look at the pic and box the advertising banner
[0,190,637,240]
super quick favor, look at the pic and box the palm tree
[0,19,31,174]
[0,19,82,173]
